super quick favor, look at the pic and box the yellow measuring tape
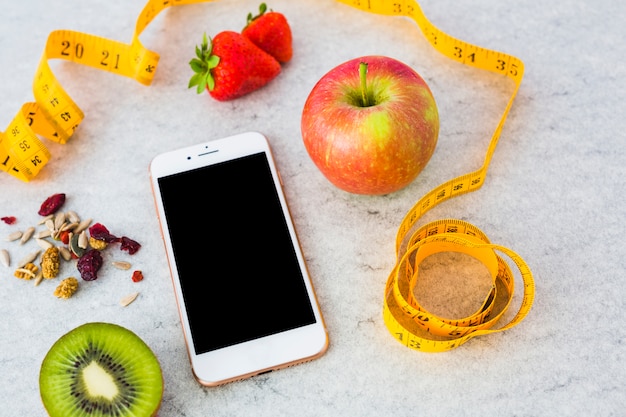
[1,0,533,351]
[337,0,534,352]
[0,0,215,182]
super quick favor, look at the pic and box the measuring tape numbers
[337,0,534,352]
[0,0,214,182]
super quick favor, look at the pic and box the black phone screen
[157,152,317,355]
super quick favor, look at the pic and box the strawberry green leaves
[245,2,269,28]
[188,33,220,94]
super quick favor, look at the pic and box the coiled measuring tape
[1,0,534,351]
[337,0,534,352]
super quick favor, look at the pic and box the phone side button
[257,370,273,376]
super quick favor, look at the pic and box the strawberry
[242,3,293,64]
[188,31,281,101]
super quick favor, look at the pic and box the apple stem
[359,62,370,107]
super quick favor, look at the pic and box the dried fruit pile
[1,193,143,305]
[188,3,292,101]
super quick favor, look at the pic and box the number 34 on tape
[0,0,213,182]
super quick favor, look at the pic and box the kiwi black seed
[39,322,163,417]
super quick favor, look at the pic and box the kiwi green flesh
[40,322,163,417]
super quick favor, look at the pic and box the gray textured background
[1,0,624,415]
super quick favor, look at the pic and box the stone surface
[1,0,625,415]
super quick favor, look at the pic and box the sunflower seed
[54,212,66,230]
[61,221,78,232]
[0,249,9,267]
[78,231,89,249]
[18,250,41,268]
[67,210,80,224]
[111,261,132,270]
[20,227,35,245]
[37,214,54,225]
[6,231,22,242]
[34,271,44,286]
[36,238,54,250]
[120,292,139,307]
[45,219,55,232]
[58,246,72,262]
[37,229,52,239]
[74,218,92,234]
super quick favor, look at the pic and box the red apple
[301,55,439,195]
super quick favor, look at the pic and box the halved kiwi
[39,322,163,417]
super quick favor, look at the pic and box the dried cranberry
[1,216,17,225]
[38,193,66,216]
[120,236,141,255]
[77,249,103,281]
[88,223,119,243]
[131,270,144,282]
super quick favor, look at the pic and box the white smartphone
[149,131,329,386]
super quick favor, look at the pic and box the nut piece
[53,277,79,299]
[14,262,39,280]
[120,292,139,307]
[41,247,61,279]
